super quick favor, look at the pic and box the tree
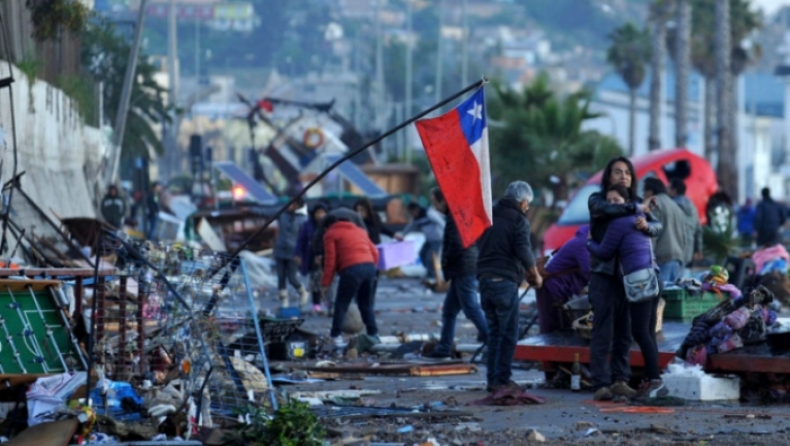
[488,74,623,203]
[667,0,761,163]
[715,0,734,199]
[82,20,171,160]
[606,23,651,155]
[648,0,673,151]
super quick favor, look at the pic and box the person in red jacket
[322,216,380,348]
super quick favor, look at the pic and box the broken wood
[336,410,474,420]
[301,361,475,377]
[409,363,478,377]
[4,419,78,446]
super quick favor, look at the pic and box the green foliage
[55,75,96,125]
[488,74,623,199]
[703,219,737,265]
[16,51,42,82]
[223,400,326,446]
[26,0,90,41]
[81,19,171,160]
[606,23,651,90]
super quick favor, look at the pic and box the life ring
[303,127,325,149]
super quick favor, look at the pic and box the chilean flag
[415,88,492,248]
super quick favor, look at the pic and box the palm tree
[648,0,673,151]
[607,23,651,155]
[668,0,761,165]
[675,0,691,148]
[488,74,623,201]
[715,0,734,198]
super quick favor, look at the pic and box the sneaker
[610,380,637,399]
[593,387,613,401]
[332,336,347,349]
[312,304,327,315]
[299,288,310,307]
[423,350,451,359]
[487,380,520,393]
[647,380,669,399]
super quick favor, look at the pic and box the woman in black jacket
[587,156,661,401]
[353,198,403,245]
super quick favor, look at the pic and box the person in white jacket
[399,202,446,280]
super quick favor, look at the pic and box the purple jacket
[295,219,318,276]
[543,225,591,299]
[586,214,653,275]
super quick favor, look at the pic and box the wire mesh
[92,233,275,420]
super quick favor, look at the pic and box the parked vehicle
[542,149,718,254]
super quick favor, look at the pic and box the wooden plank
[707,353,790,374]
[409,363,477,377]
[514,344,677,369]
[0,279,61,292]
[4,418,78,446]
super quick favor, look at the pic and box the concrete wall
[0,63,107,236]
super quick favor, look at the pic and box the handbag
[623,267,660,303]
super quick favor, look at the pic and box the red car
[542,149,718,255]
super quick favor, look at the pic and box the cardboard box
[377,241,416,270]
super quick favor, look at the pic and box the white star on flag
[467,101,482,121]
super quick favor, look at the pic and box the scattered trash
[397,425,414,433]
[467,387,546,406]
[26,372,86,426]
[526,428,546,442]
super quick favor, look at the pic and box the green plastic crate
[662,288,722,321]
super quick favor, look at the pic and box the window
[557,184,600,225]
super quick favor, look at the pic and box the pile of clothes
[678,274,778,366]
[752,244,790,307]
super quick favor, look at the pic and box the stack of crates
[662,287,722,321]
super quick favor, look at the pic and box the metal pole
[461,0,468,87]
[435,0,444,106]
[405,0,413,164]
[106,0,149,185]
[240,258,277,410]
[166,0,179,179]
[374,0,385,129]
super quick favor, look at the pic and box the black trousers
[630,296,660,380]
[588,272,632,390]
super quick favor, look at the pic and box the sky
[753,0,789,15]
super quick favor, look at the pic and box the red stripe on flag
[416,110,490,248]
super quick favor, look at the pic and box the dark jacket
[672,194,703,264]
[737,204,756,236]
[146,192,160,217]
[295,219,319,275]
[274,211,307,259]
[101,194,126,229]
[362,214,395,245]
[588,191,662,275]
[441,214,478,279]
[587,213,654,275]
[543,225,590,299]
[476,197,535,284]
[754,198,787,246]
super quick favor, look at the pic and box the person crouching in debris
[398,202,445,282]
[274,198,309,308]
[295,203,329,314]
[534,224,590,334]
[322,215,380,349]
[424,187,488,358]
[101,185,127,230]
[586,185,666,399]
[477,181,542,392]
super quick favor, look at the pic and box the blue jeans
[480,278,519,388]
[434,275,488,355]
[588,272,632,390]
[659,260,682,284]
[330,263,378,338]
[420,241,442,279]
[147,215,159,240]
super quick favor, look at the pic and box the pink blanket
[752,245,790,274]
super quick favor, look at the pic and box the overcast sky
[753,0,789,15]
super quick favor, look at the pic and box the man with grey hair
[477,180,542,392]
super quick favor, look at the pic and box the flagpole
[207,78,488,281]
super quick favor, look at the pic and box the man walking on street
[424,187,488,359]
[643,178,688,284]
[754,187,787,247]
[477,181,542,392]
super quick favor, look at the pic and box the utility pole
[404,0,413,164]
[194,13,201,135]
[461,0,468,87]
[435,0,444,106]
[105,0,148,186]
[166,0,179,179]
[675,0,690,148]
